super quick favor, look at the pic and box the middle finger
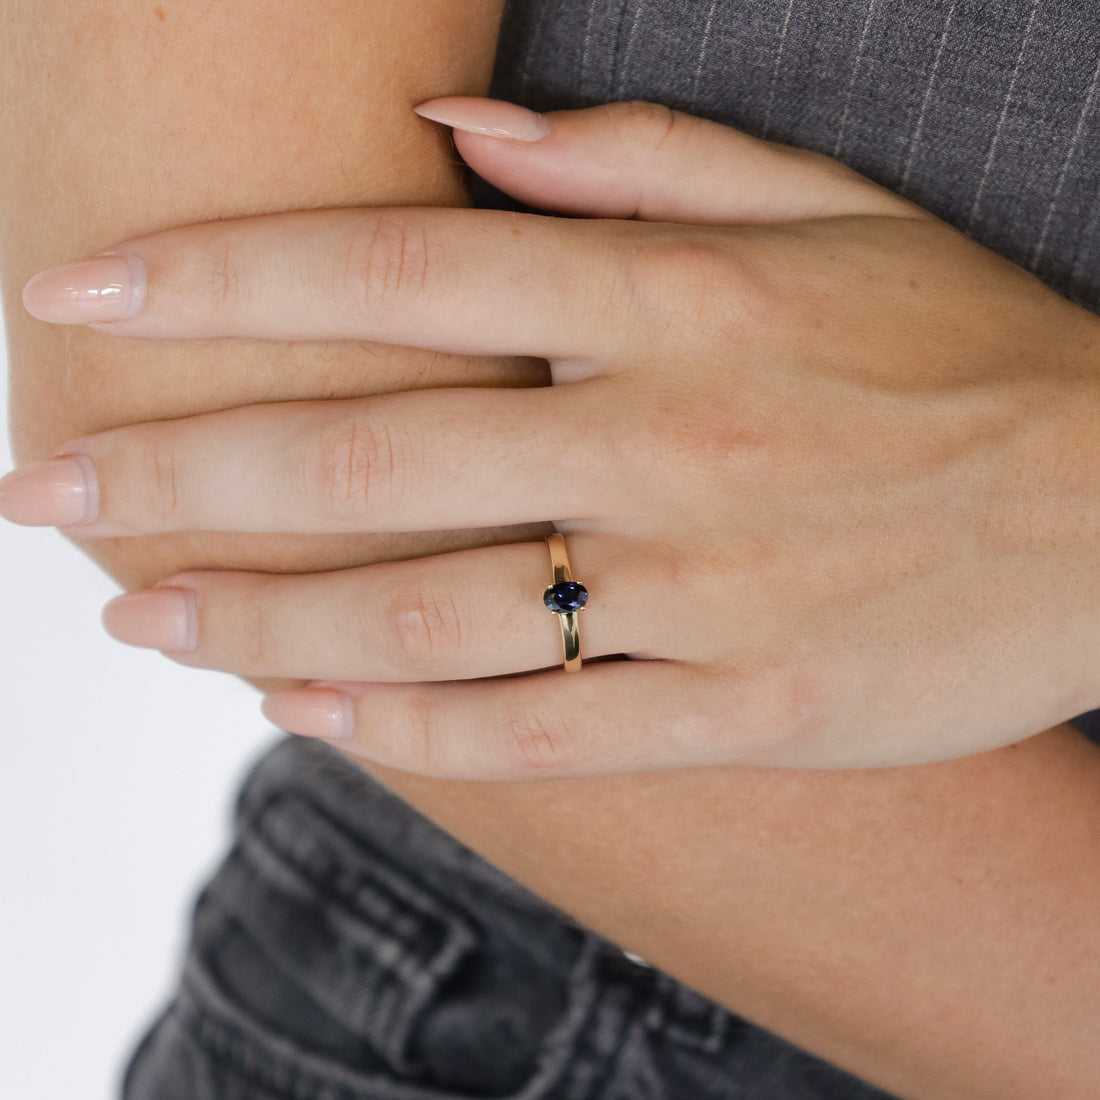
[17,385,610,537]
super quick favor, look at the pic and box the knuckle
[349,210,435,317]
[605,99,678,147]
[775,658,831,749]
[602,383,774,505]
[730,655,828,758]
[616,231,768,347]
[662,703,727,763]
[235,580,279,667]
[780,671,825,748]
[638,391,771,488]
[383,582,464,676]
[394,691,441,776]
[205,229,247,314]
[136,432,185,524]
[501,703,572,777]
[308,412,398,522]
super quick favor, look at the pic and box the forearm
[3,5,1098,1099]
[381,727,1100,1100]
[0,0,543,626]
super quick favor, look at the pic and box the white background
[0,309,280,1098]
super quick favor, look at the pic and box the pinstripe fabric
[482,1,1100,1091]
[967,0,1043,228]
[492,0,1100,313]
[832,0,880,157]
[761,0,797,138]
[899,0,959,191]
[1032,48,1100,267]
[688,0,720,108]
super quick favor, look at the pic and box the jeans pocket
[171,788,596,1100]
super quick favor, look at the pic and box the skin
[2,5,1099,1098]
[0,0,546,610]
[21,103,1100,775]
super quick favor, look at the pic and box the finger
[22,206,643,360]
[261,661,740,781]
[99,535,654,683]
[2,387,608,537]
[417,98,919,224]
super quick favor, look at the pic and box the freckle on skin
[155,5,166,20]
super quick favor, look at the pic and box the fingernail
[414,97,550,142]
[101,587,197,652]
[0,455,98,527]
[23,253,146,324]
[261,689,355,741]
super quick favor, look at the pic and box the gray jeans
[124,737,899,1099]
[124,2,1100,1096]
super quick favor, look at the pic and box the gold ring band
[544,533,587,672]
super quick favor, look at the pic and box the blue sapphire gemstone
[544,580,589,614]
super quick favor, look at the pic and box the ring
[543,533,588,672]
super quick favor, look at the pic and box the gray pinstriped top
[490,0,1100,313]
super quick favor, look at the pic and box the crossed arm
[2,3,1099,1098]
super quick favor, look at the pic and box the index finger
[23,208,644,361]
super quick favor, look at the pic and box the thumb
[416,97,919,225]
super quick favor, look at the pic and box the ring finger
[101,534,655,682]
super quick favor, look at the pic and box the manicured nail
[261,689,355,742]
[414,97,551,142]
[23,253,146,324]
[101,587,197,652]
[0,455,98,527]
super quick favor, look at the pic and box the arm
[2,7,1098,1099]
[0,0,544,624]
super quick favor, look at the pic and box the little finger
[262,660,722,781]
[263,645,824,779]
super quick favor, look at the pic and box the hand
[6,99,1100,777]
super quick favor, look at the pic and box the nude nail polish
[0,455,98,527]
[414,97,551,142]
[22,254,146,324]
[261,689,355,741]
[101,587,198,652]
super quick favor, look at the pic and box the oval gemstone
[544,580,589,614]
